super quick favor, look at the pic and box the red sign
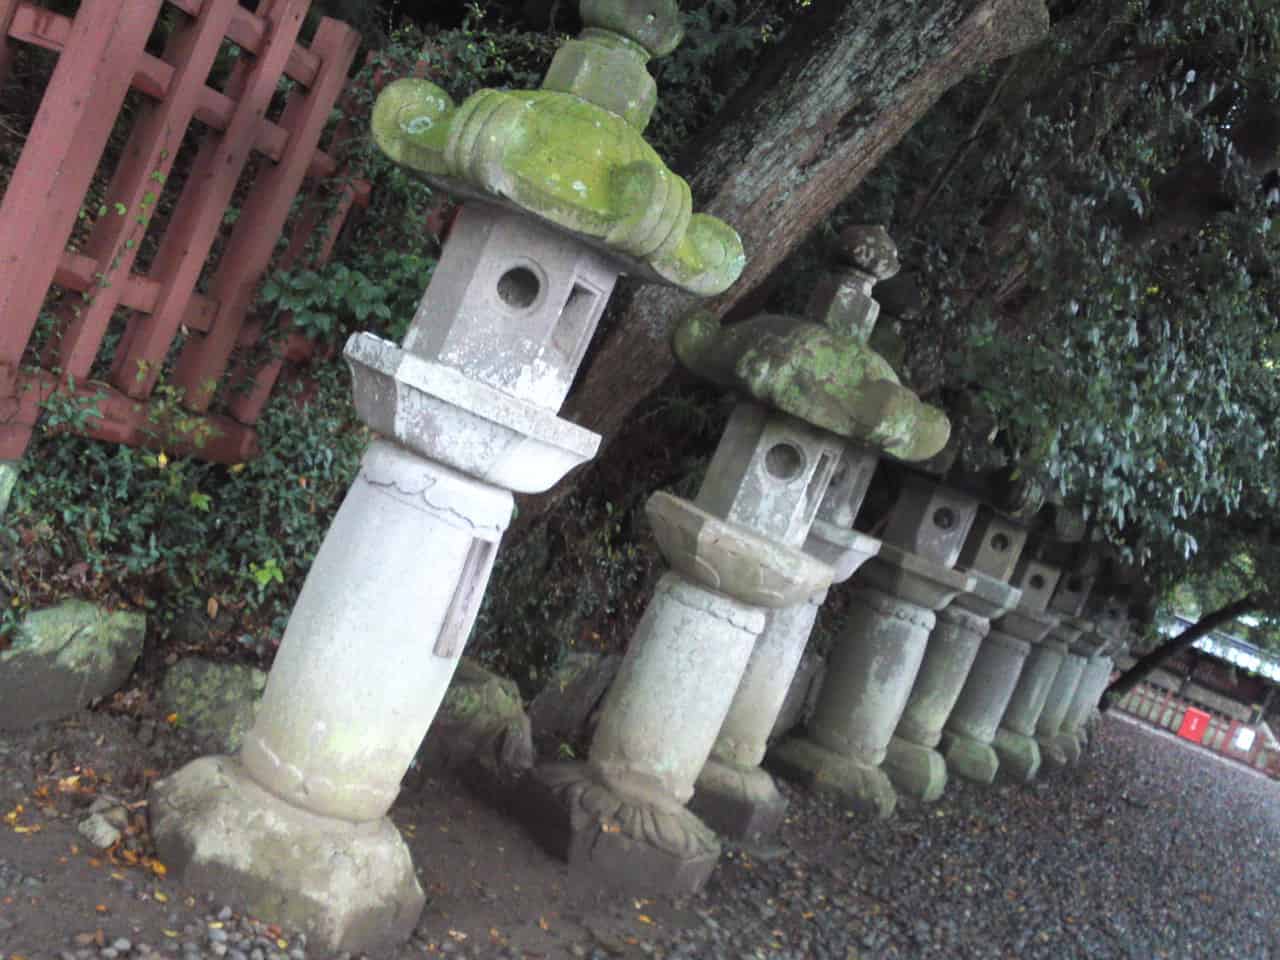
[1178,708,1211,742]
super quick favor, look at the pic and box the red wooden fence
[0,0,361,464]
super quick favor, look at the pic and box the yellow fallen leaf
[538,917,549,931]
[162,930,178,938]
[157,451,168,468]
[154,891,169,903]
[638,914,653,925]
[230,463,246,474]
[165,713,179,725]
[207,596,219,619]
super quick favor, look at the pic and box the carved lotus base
[521,762,721,894]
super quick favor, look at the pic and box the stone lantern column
[942,552,1059,783]
[148,4,745,952]
[690,446,880,841]
[881,510,1025,802]
[942,556,1063,783]
[1059,611,1126,755]
[771,474,979,818]
[525,225,948,889]
[992,573,1092,780]
[1038,600,1121,766]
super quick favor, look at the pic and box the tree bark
[1100,594,1261,711]
[538,0,1049,515]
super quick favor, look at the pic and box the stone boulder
[159,657,267,752]
[528,651,621,756]
[0,600,145,730]
[408,658,534,795]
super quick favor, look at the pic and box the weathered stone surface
[770,652,826,742]
[159,658,266,753]
[881,736,948,803]
[528,651,621,753]
[524,762,720,894]
[241,441,513,824]
[673,311,949,461]
[412,657,534,785]
[0,600,144,730]
[646,492,833,607]
[150,757,424,954]
[767,736,897,819]
[370,80,743,295]
[689,760,788,845]
[991,727,1041,783]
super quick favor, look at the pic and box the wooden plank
[226,178,368,425]
[113,0,312,401]
[7,4,339,179]
[0,0,161,374]
[56,0,239,381]
[166,0,321,87]
[53,251,217,332]
[174,15,360,411]
[1,369,257,462]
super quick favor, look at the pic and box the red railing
[1115,683,1280,779]
[0,0,361,463]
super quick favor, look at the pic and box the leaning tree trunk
[1100,595,1261,711]
[519,0,1049,526]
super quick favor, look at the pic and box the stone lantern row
[143,4,1136,950]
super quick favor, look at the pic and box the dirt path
[2,712,1278,959]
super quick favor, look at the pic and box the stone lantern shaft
[943,554,1063,785]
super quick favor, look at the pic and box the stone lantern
[1052,599,1126,761]
[992,571,1093,780]
[881,508,1026,801]
[148,3,744,951]
[942,553,1063,783]
[688,227,905,843]
[771,472,980,818]
[524,226,948,890]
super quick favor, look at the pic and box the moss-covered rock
[0,600,144,730]
[409,658,533,792]
[159,658,267,753]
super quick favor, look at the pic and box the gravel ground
[2,712,1278,959]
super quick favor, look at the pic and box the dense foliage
[842,0,1280,636]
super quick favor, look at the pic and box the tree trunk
[1100,595,1261,711]
[527,0,1049,524]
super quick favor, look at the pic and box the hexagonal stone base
[941,732,999,785]
[1036,734,1069,768]
[767,736,896,819]
[1053,733,1083,766]
[521,763,722,894]
[689,759,788,843]
[149,757,424,953]
[992,729,1041,783]
[881,736,947,802]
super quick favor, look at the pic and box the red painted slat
[113,0,313,401]
[53,251,218,332]
[166,0,321,87]
[174,15,360,411]
[57,0,239,381]
[0,370,257,463]
[0,0,161,372]
[7,4,338,179]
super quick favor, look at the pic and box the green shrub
[3,366,367,646]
